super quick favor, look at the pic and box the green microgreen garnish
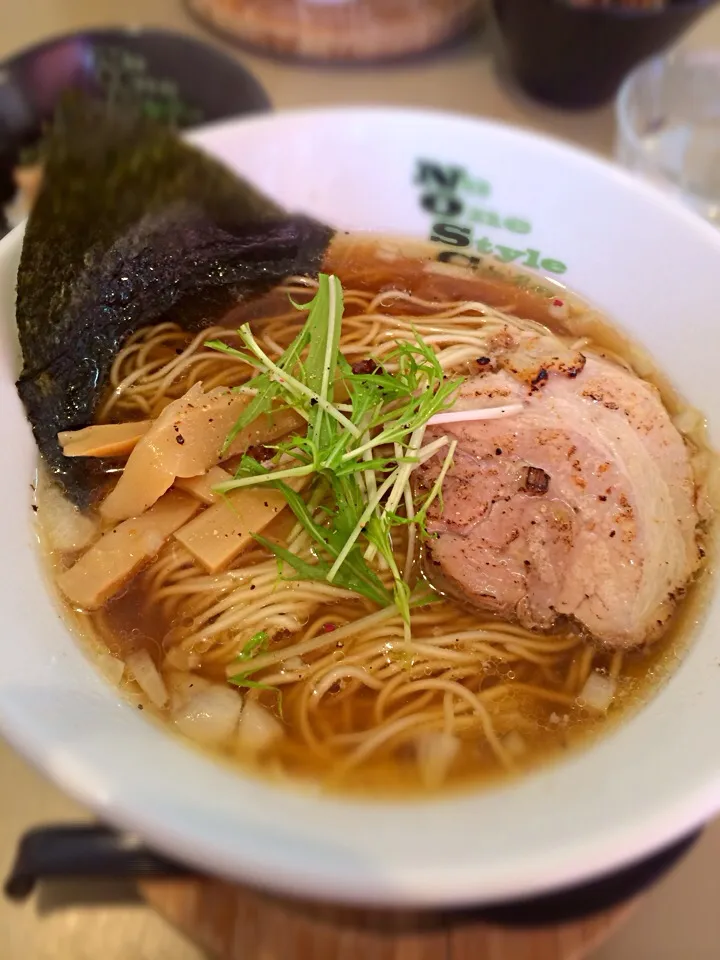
[207,273,463,629]
[237,630,270,661]
[230,631,283,714]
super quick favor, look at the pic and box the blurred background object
[617,48,720,224]
[185,0,486,62]
[0,28,270,233]
[493,0,714,108]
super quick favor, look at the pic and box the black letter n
[414,160,464,191]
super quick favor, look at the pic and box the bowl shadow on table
[35,878,142,913]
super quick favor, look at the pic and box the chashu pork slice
[417,355,701,648]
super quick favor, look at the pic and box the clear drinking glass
[616,49,720,227]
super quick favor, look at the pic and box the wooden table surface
[141,877,639,960]
[3,2,720,958]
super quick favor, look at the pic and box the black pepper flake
[176,435,185,445]
[250,584,256,590]
[531,368,549,387]
[477,356,491,366]
[263,501,269,508]
[598,495,607,502]
[495,448,502,456]
[138,704,144,710]
[310,398,318,407]
[609,530,616,538]
[31,504,38,513]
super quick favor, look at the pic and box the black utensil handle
[3,823,192,901]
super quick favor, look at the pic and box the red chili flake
[552,298,564,307]
[321,622,337,633]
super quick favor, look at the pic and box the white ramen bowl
[1,107,720,908]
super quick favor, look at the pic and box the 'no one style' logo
[414,159,569,277]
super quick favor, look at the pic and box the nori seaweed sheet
[15,100,334,506]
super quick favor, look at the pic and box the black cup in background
[492,0,714,109]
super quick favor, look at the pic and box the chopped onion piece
[173,685,243,746]
[163,646,202,672]
[237,701,283,754]
[281,656,306,671]
[165,671,213,712]
[415,732,460,788]
[548,298,569,323]
[39,482,99,553]
[95,651,124,687]
[126,650,168,709]
[578,671,616,713]
[266,614,303,633]
[427,404,524,427]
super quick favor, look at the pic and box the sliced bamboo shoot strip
[57,491,200,610]
[175,466,233,505]
[100,384,303,523]
[58,420,152,458]
[174,486,288,574]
